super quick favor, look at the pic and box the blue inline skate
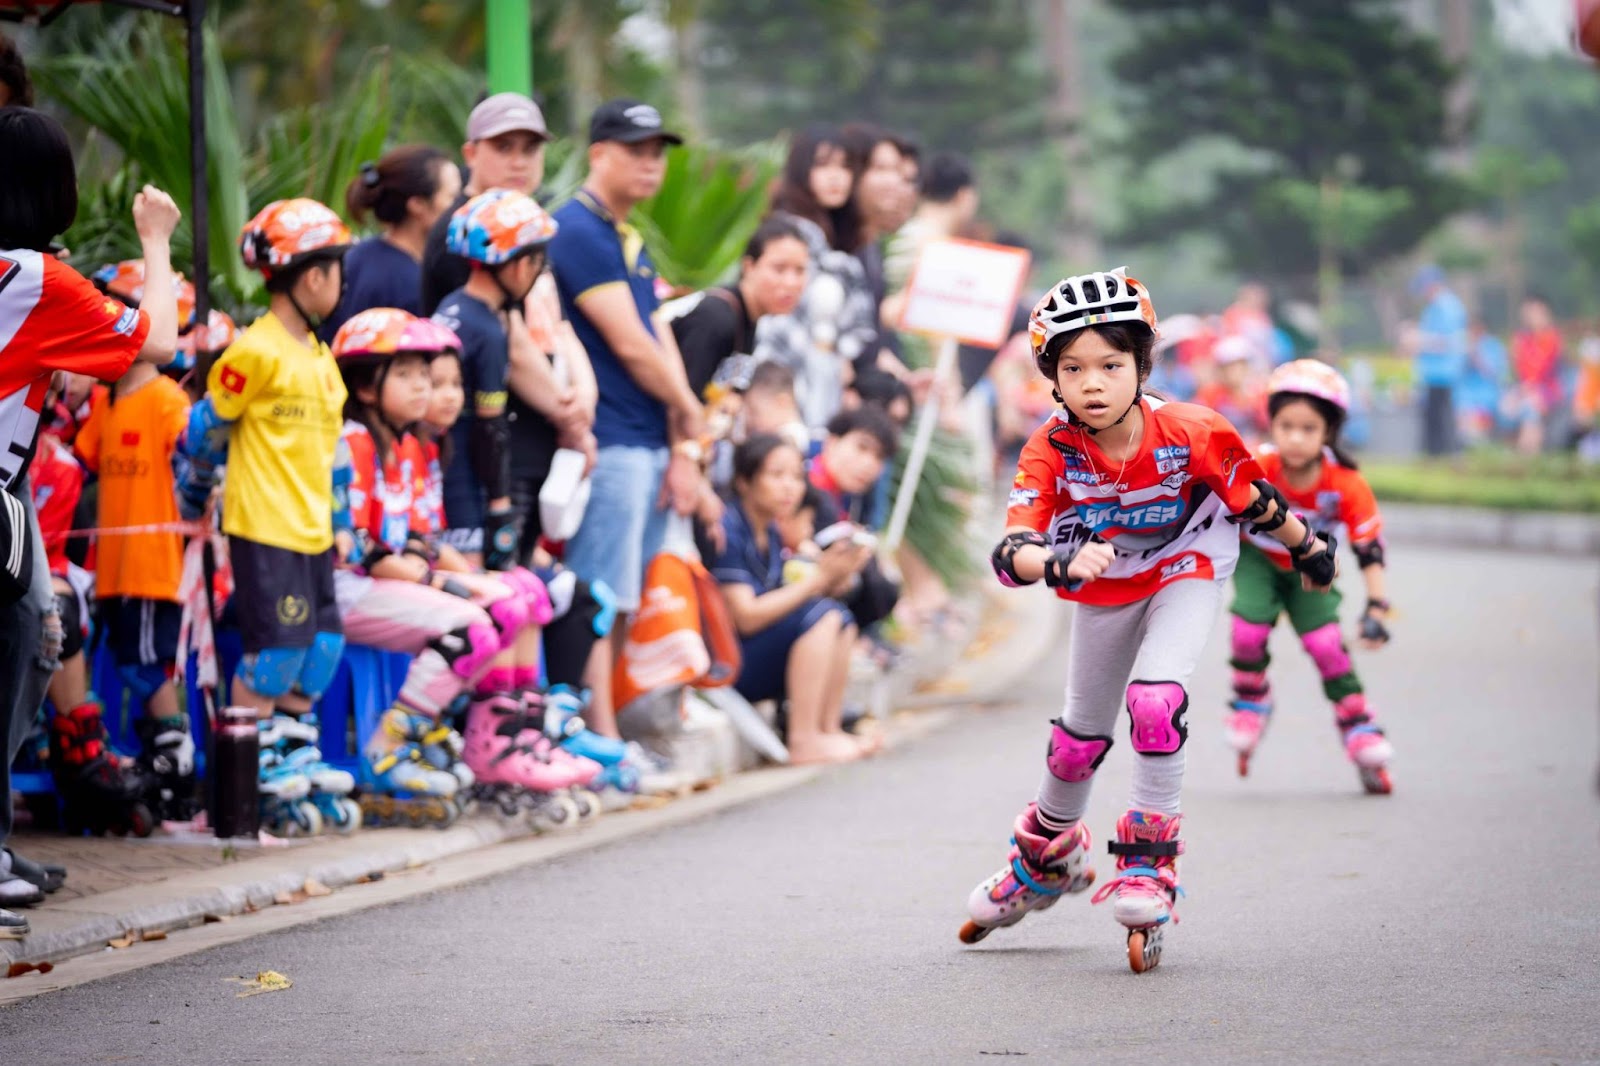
[258,746,322,838]
[261,713,363,834]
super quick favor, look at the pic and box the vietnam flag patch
[219,367,248,394]
[121,430,140,447]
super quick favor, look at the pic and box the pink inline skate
[960,803,1095,945]
[1335,694,1393,794]
[461,694,581,831]
[1091,809,1184,973]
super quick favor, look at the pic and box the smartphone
[814,521,857,550]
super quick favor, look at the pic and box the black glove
[1290,530,1338,589]
[1360,599,1391,644]
[435,576,474,600]
[483,506,521,572]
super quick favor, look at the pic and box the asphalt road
[3,544,1598,1065]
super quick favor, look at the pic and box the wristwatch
[673,439,705,464]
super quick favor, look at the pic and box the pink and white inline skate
[959,803,1095,945]
[461,694,582,831]
[1335,694,1393,794]
[1091,809,1183,973]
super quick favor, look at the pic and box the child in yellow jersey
[178,199,351,738]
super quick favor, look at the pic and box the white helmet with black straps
[1028,266,1160,373]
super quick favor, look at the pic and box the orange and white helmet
[445,189,558,266]
[1029,267,1158,372]
[239,198,351,278]
[1267,358,1350,414]
[172,309,239,370]
[331,307,419,367]
[92,260,197,329]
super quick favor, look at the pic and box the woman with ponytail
[322,145,462,338]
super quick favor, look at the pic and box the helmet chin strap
[285,289,325,333]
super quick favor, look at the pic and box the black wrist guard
[1229,479,1291,534]
[990,530,1048,587]
[1042,551,1085,592]
[1291,530,1338,588]
[1359,611,1391,644]
[483,506,520,572]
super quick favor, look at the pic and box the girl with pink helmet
[1225,358,1395,794]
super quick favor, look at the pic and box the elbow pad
[354,529,390,572]
[1229,479,1291,534]
[471,414,511,501]
[1352,538,1385,569]
[181,397,233,468]
[991,530,1049,587]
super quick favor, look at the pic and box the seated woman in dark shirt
[708,435,877,765]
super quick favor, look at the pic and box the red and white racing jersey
[1,250,149,490]
[1245,446,1383,570]
[1007,397,1264,606]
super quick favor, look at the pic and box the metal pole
[881,336,958,555]
[485,0,533,95]
[186,0,209,326]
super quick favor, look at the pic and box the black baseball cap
[589,99,684,146]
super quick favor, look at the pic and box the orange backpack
[612,551,742,714]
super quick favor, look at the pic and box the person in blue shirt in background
[1409,264,1468,456]
[549,99,705,621]
[1460,316,1509,447]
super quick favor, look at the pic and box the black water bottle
[210,706,259,838]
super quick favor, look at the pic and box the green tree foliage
[1110,0,1467,289]
[696,0,1045,156]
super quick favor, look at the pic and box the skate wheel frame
[1127,927,1163,973]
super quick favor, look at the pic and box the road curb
[1383,503,1600,556]
[2,628,994,975]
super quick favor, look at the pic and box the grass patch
[1363,452,1600,514]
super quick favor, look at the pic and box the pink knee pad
[1046,719,1113,783]
[488,594,532,639]
[449,620,503,682]
[1300,623,1353,682]
[1126,680,1189,755]
[507,567,555,626]
[1231,616,1272,666]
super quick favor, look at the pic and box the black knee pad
[55,589,84,659]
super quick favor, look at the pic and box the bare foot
[788,733,865,765]
[848,730,885,756]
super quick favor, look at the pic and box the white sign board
[899,238,1032,349]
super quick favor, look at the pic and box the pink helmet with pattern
[1267,358,1350,414]
[400,317,463,357]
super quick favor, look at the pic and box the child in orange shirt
[75,349,197,821]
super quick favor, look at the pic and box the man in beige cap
[422,92,551,314]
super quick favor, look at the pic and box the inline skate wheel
[275,804,324,838]
[570,788,602,821]
[127,801,157,838]
[528,794,580,833]
[1236,751,1251,778]
[1359,766,1393,795]
[958,920,992,945]
[1127,927,1163,974]
[330,797,364,834]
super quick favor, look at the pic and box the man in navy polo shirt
[550,99,706,624]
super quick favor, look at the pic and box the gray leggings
[1,478,57,846]
[1036,577,1225,823]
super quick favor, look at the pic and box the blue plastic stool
[312,645,409,773]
